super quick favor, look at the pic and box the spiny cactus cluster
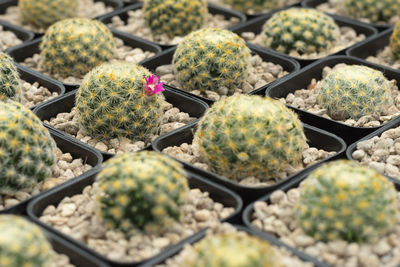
[173,28,251,95]
[390,21,400,60]
[0,53,21,102]
[0,215,53,267]
[76,62,164,141]
[317,65,393,121]
[95,151,189,235]
[194,95,307,181]
[0,100,57,195]
[40,18,116,78]
[142,0,208,38]
[342,0,400,23]
[262,8,340,55]
[222,0,281,13]
[297,160,398,242]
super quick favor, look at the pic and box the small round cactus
[0,100,57,194]
[342,0,400,23]
[194,95,307,181]
[18,0,78,28]
[222,0,281,13]
[76,62,164,141]
[390,21,400,60]
[142,0,208,38]
[297,160,398,242]
[0,215,53,267]
[317,65,393,121]
[40,18,116,78]
[0,53,21,102]
[262,8,340,55]
[173,28,251,95]
[95,151,189,235]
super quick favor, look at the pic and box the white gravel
[365,45,400,72]
[208,0,300,15]
[21,80,58,109]
[0,25,23,51]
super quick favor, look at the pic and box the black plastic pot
[6,29,162,92]
[152,121,346,205]
[266,55,400,145]
[99,2,247,50]
[302,0,392,32]
[141,43,300,106]
[0,128,103,215]
[33,88,209,160]
[27,168,243,267]
[0,19,34,48]
[230,8,378,67]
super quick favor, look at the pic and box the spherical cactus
[0,215,53,267]
[76,62,164,141]
[0,53,22,102]
[297,160,398,242]
[183,233,283,267]
[95,151,189,235]
[317,65,393,121]
[222,0,281,13]
[194,95,307,181]
[261,8,340,55]
[0,100,57,194]
[18,0,78,28]
[142,0,208,38]
[342,0,400,23]
[40,18,116,78]
[390,21,400,60]
[173,28,251,95]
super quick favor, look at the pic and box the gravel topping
[0,25,23,50]
[366,46,400,72]
[21,80,58,109]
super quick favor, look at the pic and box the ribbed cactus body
[0,215,53,267]
[0,53,21,102]
[390,22,400,60]
[297,160,398,242]
[222,0,281,13]
[95,151,189,235]
[76,62,164,141]
[18,0,78,28]
[0,100,57,194]
[173,28,251,95]
[317,65,393,121]
[195,95,307,181]
[262,8,340,55]
[143,0,208,38]
[40,18,116,78]
[343,0,400,23]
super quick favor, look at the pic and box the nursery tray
[5,29,162,92]
[302,0,392,32]
[266,55,400,145]
[0,128,103,215]
[27,168,243,267]
[152,121,346,205]
[33,88,209,160]
[230,8,377,67]
[99,2,247,50]
[0,19,34,48]
[141,43,300,106]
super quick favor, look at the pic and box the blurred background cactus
[390,21,400,60]
[0,53,21,103]
[341,0,400,23]
[222,0,282,13]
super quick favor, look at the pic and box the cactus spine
[0,53,21,102]
[342,0,400,23]
[390,21,400,60]
[222,0,281,13]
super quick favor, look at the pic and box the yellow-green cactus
[222,0,281,13]
[342,0,400,23]
[390,21,400,60]
[297,160,398,242]
[0,53,21,102]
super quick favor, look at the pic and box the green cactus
[0,215,53,267]
[222,0,282,13]
[0,53,21,102]
[173,28,251,95]
[75,62,164,141]
[95,151,189,235]
[390,21,400,60]
[0,100,57,195]
[317,65,393,121]
[342,0,400,23]
[142,0,208,38]
[18,0,78,28]
[40,18,116,78]
[297,160,398,242]
[183,232,283,267]
[194,95,307,181]
[261,8,340,55]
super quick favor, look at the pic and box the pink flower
[144,75,164,96]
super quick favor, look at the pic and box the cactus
[390,21,400,60]
[142,0,208,38]
[261,8,340,55]
[0,215,53,267]
[40,18,116,78]
[0,53,21,102]
[222,0,282,13]
[95,151,189,235]
[194,95,307,181]
[317,65,393,121]
[0,100,57,195]
[76,62,164,141]
[173,28,251,95]
[342,0,400,23]
[297,160,398,242]
[18,0,78,28]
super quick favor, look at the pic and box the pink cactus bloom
[144,75,164,96]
